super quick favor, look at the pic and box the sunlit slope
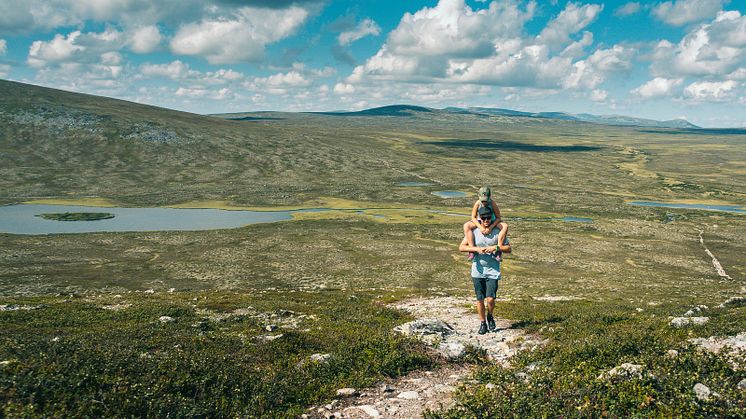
[2,79,745,214]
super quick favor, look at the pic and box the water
[0,204,292,235]
[397,181,433,187]
[628,201,746,214]
[562,217,593,223]
[431,191,467,198]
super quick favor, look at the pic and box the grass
[1,290,433,417]
[36,212,115,221]
[1,80,745,416]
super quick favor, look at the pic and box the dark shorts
[472,277,498,301]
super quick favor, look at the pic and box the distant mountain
[311,105,433,117]
[447,106,700,129]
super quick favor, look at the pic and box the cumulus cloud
[538,2,603,52]
[614,2,640,17]
[590,88,608,102]
[170,6,309,64]
[128,25,161,53]
[338,18,381,46]
[683,80,738,100]
[140,60,197,80]
[28,32,86,67]
[631,77,684,98]
[651,11,746,78]
[652,0,725,26]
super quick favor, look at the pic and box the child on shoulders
[463,186,509,260]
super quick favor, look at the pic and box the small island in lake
[37,212,115,221]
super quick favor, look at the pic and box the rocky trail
[306,296,545,418]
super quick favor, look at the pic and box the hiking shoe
[487,314,496,332]
[467,252,475,261]
[478,322,488,335]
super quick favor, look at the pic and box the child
[463,186,509,260]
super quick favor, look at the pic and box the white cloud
[0,39,6,55]
[683,80,738,100]
[0,63,9,77]
[128,25,161,53]
[537,2,603,52]
[170,6,309,64]
[338,18,380,46]
[27,32,85,67]
[651,11,746,78]
[333,83,355,95]
[614,2,640,17]
[385,0,536,59]
[590,88,607,102]
[631,77,684,98]
[652,0,725,26]
[140,60,197,80]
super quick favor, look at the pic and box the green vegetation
[1,291,432,417]
[1,80,745,416]
[37,212,115,221]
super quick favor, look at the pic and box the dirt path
[306,296,545,418]
[699,230,732,279]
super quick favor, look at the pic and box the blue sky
[0,0,745,127]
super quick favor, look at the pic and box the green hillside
[1,80,744,416]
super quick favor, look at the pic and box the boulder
[158,315,175,323]
[670,317,709,328]
[694,383,711,401]
[336,388,358,397]
[598,363,644,381]
[394,318,454,338]
[397,391,419,400]
[437,341,466,359]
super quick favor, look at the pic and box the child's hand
[479,226,488,234]
[485,227,492,234]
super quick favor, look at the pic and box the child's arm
[459,235,488,253]
[470,201,482,228]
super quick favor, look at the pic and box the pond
[431,191,467,198]
[0,204,293,235]
[628,201,746,214]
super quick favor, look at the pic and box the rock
[0,360,16,367]
[598,363,644,381]
[738,379,746,391]
[670,317,709,328]
[265,324,279,332]
[688,332,746,354]
[336,388,358,397]
[256,334,283,342]
[438,341,466,359]
[666,349,679,358]
[485,383,496,390]
[515,372,529,382]
[309,353,332,363]
[379,384,395,393]
[718,297,746,308]
[694,383,711,401]
[51,336,61,342]
[397,391,419,400]
[394,318,454,339]
[159,316,175,323]
[168,288,176,293]
[684,305,708,317]
[356,405,380,417]
[144,289,155,294]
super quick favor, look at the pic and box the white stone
[159,316,175,323]
[738,379,746,390]
[438,341,466,359]
[397,391,419,400]
[357,405,380,417]
[666,349,679,358]
[144,289,155,294]
[599,363,643,380]
[670,317,709,328]
[309,353,332,363]
[336,388,358,397]
[265,324,278,332]
[694,383,711,401]
[485,383,496,389]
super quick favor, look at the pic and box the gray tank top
[471,228,503,280]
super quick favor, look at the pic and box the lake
[431,191,467,198]
[0,204,292,235]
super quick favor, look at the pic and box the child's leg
[463,221,477,247]
[496,222,509,251]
